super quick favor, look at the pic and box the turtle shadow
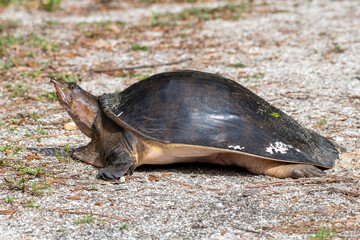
[29,147,252,177]
[136,163,253,177]
[28,147,71,159]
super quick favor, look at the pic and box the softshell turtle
[51,70,338,180]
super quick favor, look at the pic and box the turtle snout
[51,78,71,105]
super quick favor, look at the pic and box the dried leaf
[0,210,16,215]
[66,196,81,200]
[27,61,38,68]
[25,154,43,160]
[71,187,89,191]
[148,175,159,181]
[108,24,121,33]
[94,202,102,206]
[45,179,63,183]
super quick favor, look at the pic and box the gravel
[0,0,359,239]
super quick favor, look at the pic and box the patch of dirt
[0,0,359,239]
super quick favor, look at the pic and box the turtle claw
[291,165,325,178]
[97,148,135,181]
[96,169,122,181]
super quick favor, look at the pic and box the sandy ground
[0,0,359,239]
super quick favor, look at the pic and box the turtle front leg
[72,140,104,167]
[97,147,136,181]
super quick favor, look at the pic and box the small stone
[335,136,344,142]
[64,122,77,131]
[215,203,224,209]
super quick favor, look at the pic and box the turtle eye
[69,83,77,90]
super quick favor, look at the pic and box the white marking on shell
[117,111,123,117]
[265,142,293,154]
[228,145,245,151]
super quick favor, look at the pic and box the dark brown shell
[99,70,338,168]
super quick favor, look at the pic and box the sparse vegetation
[0,0,61,11]
[119,224,129,230]
[30,180,52,196]
[317,119,327,125]
[55,144,71,162]
[309,226,337,239]
[0,1,357,238]
[150,3,248,26]
[44,20,60,25]
[20,68,43,79]
[0,0,12,6]
[23,199,39,208]
[0,19,20,32]
[0,144,24,157]
[229,62,246,68]
[274,9,290,13]
[36,91,57,101]
[27,112,39,121]
[57,227,68,232]
[179,4,247,21]
[40,0,62,12]
[8,119,20,125]
[49,73,79,83]
[131,43,148,51]
[0,60,14,70]
[29,33,59,52]
[0,144,13,153]
[5,163,43,176]
[0,34,25,56]
[251,73,264,79]
[10,81,30,98]
[332,44,344,53]
[36,127,48,135]
[73,215,96,225]
[6,195,16,203]
[4,173,27,191]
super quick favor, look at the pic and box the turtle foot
[265,163,326,179]
[97,148,136,181]
[96,165,135,181]
[289,164,326,178]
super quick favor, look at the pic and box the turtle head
[51,78,99,138]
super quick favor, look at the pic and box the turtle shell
[99,70,338,168]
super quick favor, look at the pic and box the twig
[264,218,359,233]
[54,209,132,220]
[13,132,82,142]
[247,177,355,188]
[92,58,192,73]
[0,209,16,215]
[281,209,349,216]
